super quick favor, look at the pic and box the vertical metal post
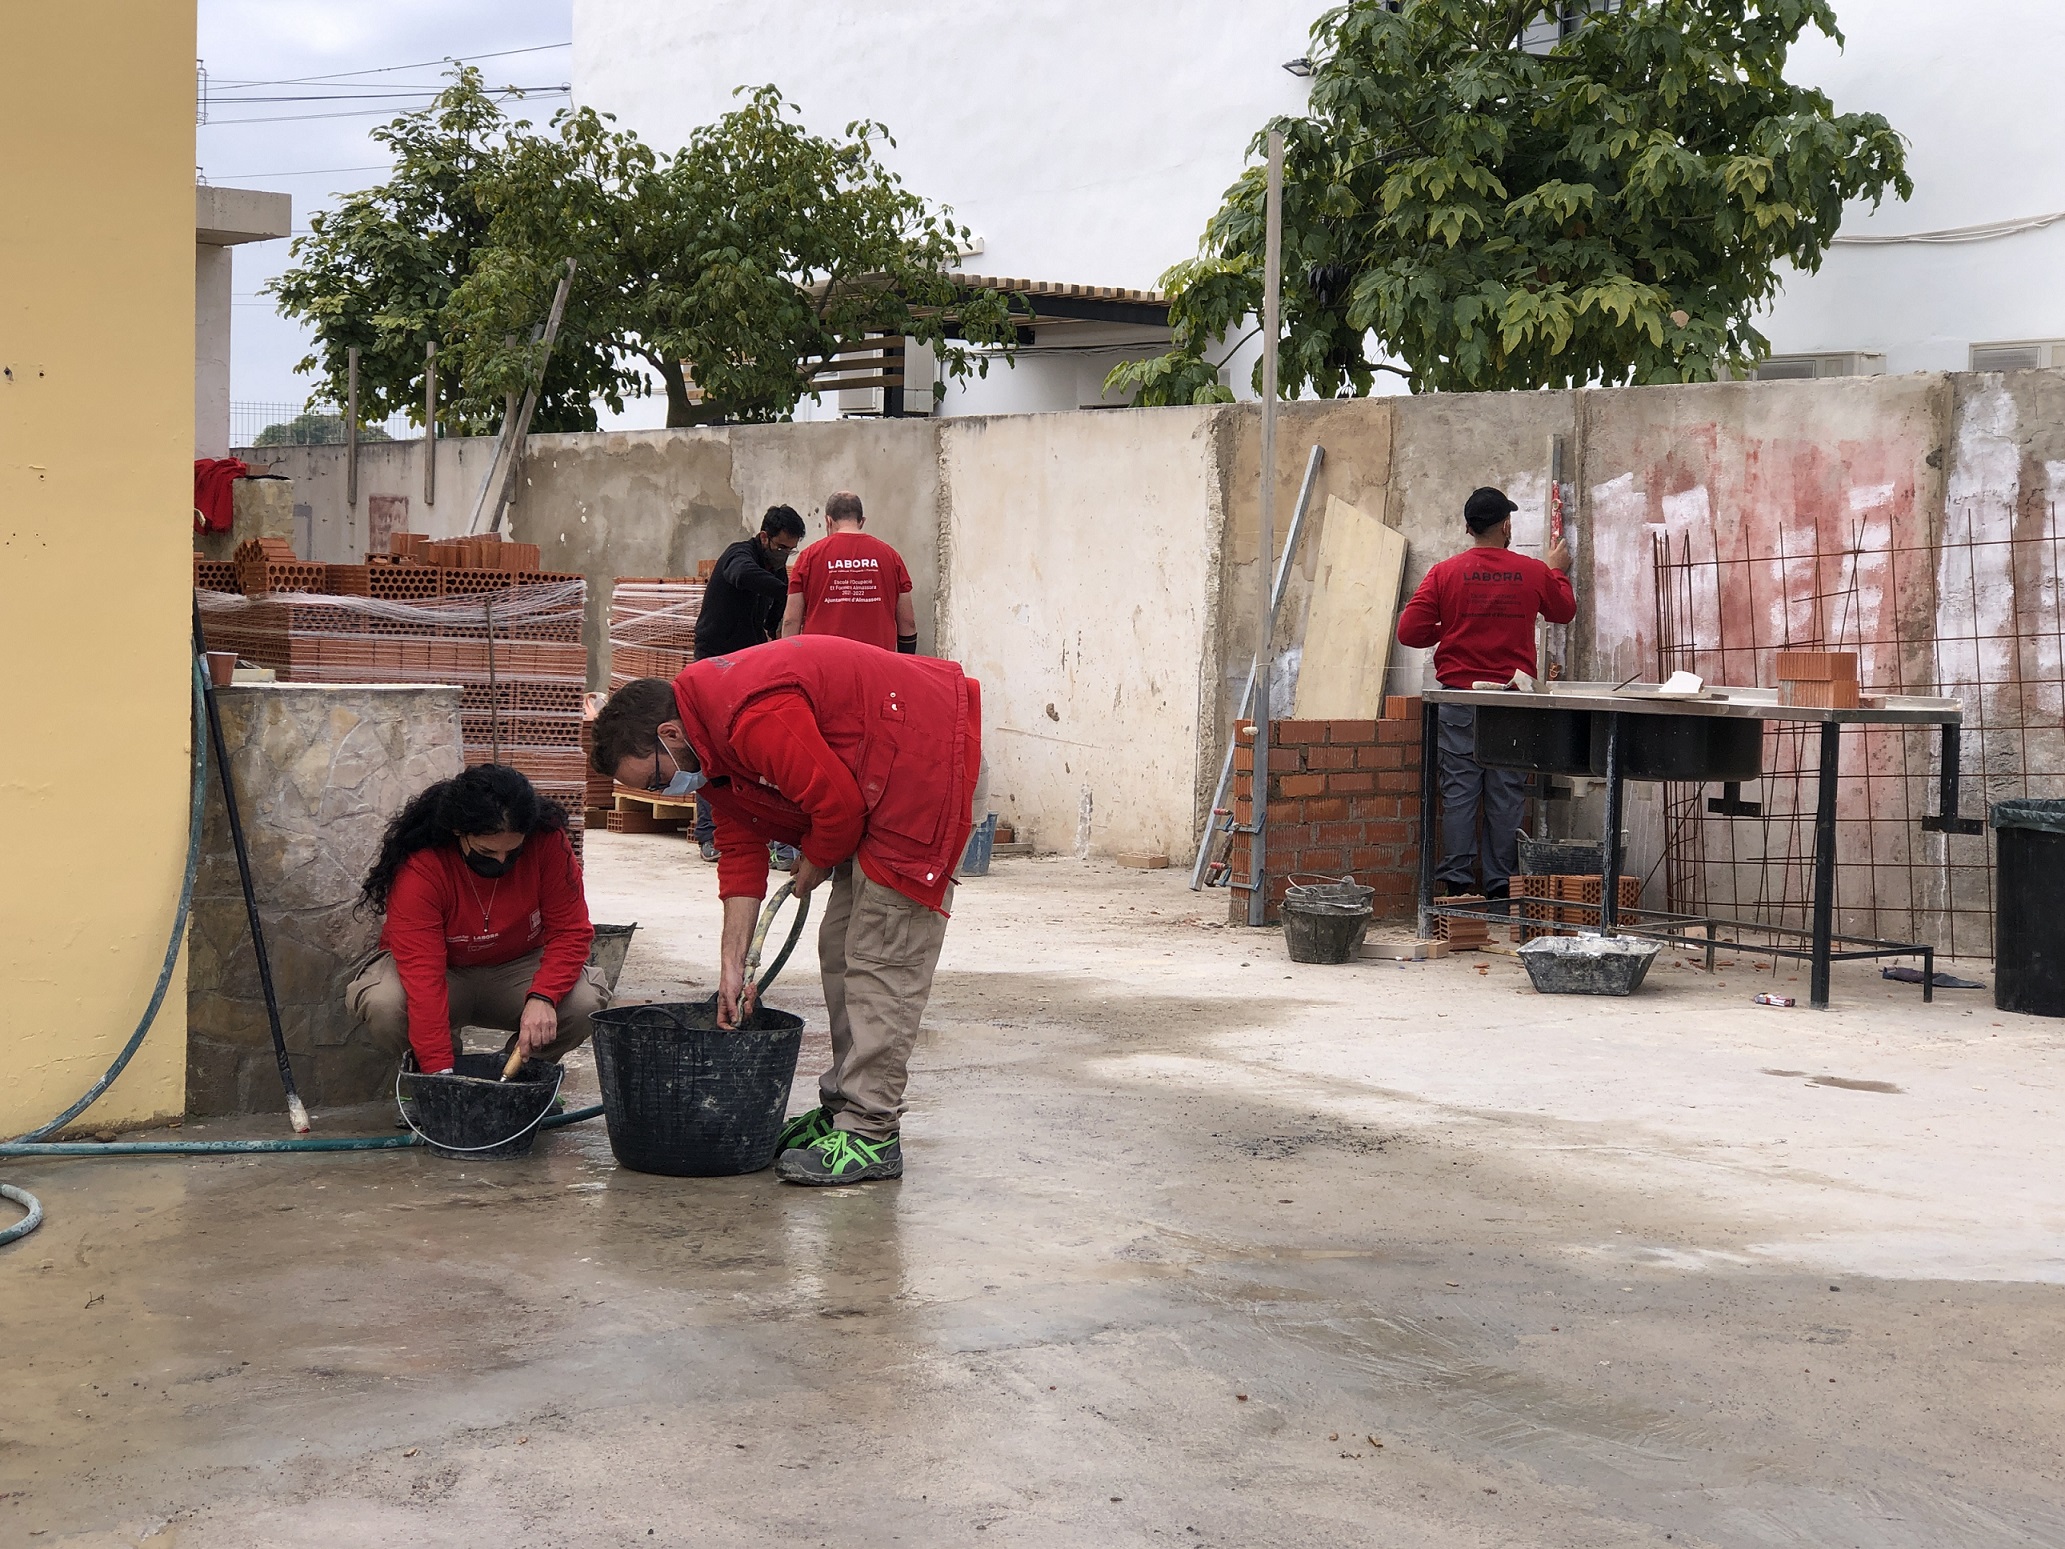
[1601,712,1624,932]
[1246,128,1285,928]
[1809,720,1841,1008]
[1416,697,1439,939]
[345,345,360,510]
[423,341,438,507]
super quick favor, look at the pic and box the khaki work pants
[347,948,610,1065]
[813,756,983,1140]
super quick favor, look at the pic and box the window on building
[1751,353,1886,381]
[1969,341,2065,372]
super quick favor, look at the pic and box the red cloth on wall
[376,828,594,1071]
[787,531,912,651]
[193,457,249,533]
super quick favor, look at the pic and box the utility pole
[1247,128,1284,928]
[423,341,437,507]
[345,345,360,511]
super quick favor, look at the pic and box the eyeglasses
[644,743,673,792]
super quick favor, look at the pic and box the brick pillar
[1229,698,1423,925]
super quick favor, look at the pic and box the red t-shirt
[376,829,594,1071]
[1396,547,1576,687]
[787,530,911,651]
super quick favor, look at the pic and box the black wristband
[525,991,557,1010]
[896,634,918,654]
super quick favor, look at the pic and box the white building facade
[572,0,2065,408]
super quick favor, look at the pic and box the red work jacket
[672,636,981,913]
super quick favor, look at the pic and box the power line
[207,86,569,102]
[203,89,568,127]
[205,164,392,178]
[206,41,570,90]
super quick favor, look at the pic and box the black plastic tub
[591,1001,805,1176]
[398,1053,563,1160]
[1518,837,1605,877]
[1281,879,1375,964]
[1518,935,1662,996]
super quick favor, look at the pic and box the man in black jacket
[689,504,806,860]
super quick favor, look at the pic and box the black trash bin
[1991,799,2065,1017]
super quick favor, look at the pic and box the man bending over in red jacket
[1396,486,1575,905]
[590,635,984,1185]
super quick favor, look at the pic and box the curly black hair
[358,763,571,916]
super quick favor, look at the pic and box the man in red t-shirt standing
[782,490,918,653]
[1396,487,1576,904]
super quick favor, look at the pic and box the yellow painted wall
[0,3,198,1133]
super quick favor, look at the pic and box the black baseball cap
[1464,486,1518,533]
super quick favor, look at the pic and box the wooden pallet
[609,787,697,832]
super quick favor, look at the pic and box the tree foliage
[1111,0,1910,403]
[271,74,1017,431]
[253,412,390,447]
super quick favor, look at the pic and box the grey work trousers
[347,947,611,1065]
[1436,704,1528,893]
[809,756,985,1140]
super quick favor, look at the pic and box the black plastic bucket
[590,1001,805,1176]
[1993,799,2065,1017]
[1282,879,1375,964]
[1519,837,1604,877]
[397,1053,564,1160]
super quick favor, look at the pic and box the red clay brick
[1367,820,1414,846]
[1233,799,1253,824]
[1280,773,1326,798]
[1273,718,1330,744]
[1235,720,1256,742]
[1327,720,1378,743]
[1383,695,1423,721]
[1357,744,1404,769]
[1328,771,1377,794]
[1315,821,1366,846]
[1305,796,1350,821]
[1233,772,1252,798]
[1307,745,1357,769]
[1399,798,1422,819]
[1377,770,1418,792]
[1293,848,1348,874]
[1377,718,1421,745]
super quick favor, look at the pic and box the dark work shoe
[776,1105,836,1154]
[776,1130,903,1185]
[699,840,720,863]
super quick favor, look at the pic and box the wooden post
[423,341,437,507]
[1247,128,1284,928]
[471,258,578,535]
[345,345,360,510]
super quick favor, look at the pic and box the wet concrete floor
[4,839,2063,1546]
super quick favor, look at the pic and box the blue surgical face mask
[662,767,706,798]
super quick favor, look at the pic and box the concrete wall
[195,244,233,458]
[3,0,196,1136]
[939,409,1222,858]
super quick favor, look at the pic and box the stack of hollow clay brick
[1229,696,1422,925]
[194,556,239,594]
[234,537,327,597]
[1774,649,1860,709]
[196,554,590,855]
[606,576,707,693]
[1512,874,1643,940]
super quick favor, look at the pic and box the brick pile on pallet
[197,534,589,854]
[606,575,707,692]
[1228,698,1423,925]
[194,556,239,594]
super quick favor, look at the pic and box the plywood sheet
[1292,494,1408,719]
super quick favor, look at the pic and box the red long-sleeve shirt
[706,690,876,903]
[377,829,594,1071]
[1396,547,1576,687]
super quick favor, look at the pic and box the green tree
[271,75,1017,431]
[451,85,1017,426]
[1111,0,1910,403]
[252,411,391,447]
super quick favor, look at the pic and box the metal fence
[229,401,420,450]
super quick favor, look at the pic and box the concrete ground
[5,834,2064,1548]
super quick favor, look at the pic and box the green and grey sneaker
[775,1105,836,1154]
[775,1129,903,1185]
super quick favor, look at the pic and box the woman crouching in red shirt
[346,765,607,1075]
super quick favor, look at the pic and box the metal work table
[1417,682,1977,1008]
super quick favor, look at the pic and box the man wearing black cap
[1396,487,1575,904]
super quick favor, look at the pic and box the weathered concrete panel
[941,408,1220,859]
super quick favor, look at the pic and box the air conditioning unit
[1752,352,1886,381]
[1969,340,2065,372]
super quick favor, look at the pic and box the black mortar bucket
[590,1000,804,1176]
[1282,878,1376,964]
[588,923,638,995]
[397,1053,564,1160]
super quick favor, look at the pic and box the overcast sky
[195,0,673,434]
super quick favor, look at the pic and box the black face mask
[462,845,520,878]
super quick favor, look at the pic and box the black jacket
[694,537,790,659]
